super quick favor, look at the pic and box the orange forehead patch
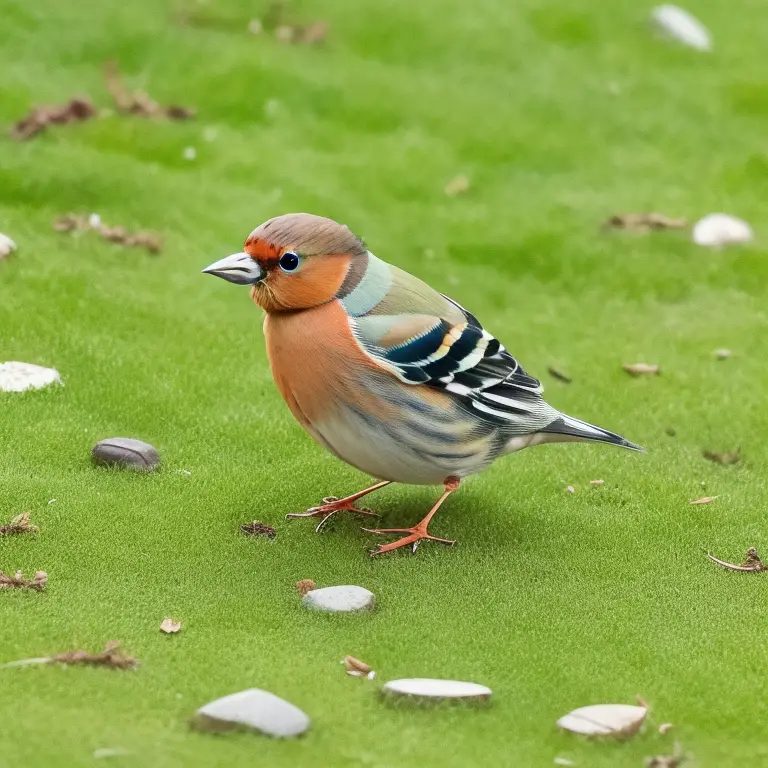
[244,236,282,268]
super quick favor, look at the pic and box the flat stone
[382,678,492,702]
[301,585,375,613]
[0,362,62,392]
[0,232,17,260]
[92,437,160,471]
[651,5,712,51]
[191,689,310,737]
[692,213,753,247]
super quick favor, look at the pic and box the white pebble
[88,213,102,229]
[651,5,712,51]
[692,213,753,247]
[0,362,62,392]
[557,703,647,737]
[192,689,310,737]
[183,146,197,161]
[302,585,375,613]
[382,678,492,702]
[0,232,17,259]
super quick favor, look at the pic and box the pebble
[183,146,197,161]
[693,213,753,247]
[651,5,712,51]
[301,585,375,613]
[557,703,647,737]
[0,361,62,392]
[91,437,161,471]
[191,689,310,737]
[0,232,17,260]
[382,678,492,702]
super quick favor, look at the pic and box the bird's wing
[343,258,554,431]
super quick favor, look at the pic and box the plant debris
[658,722,674,734]
[689,496,717,505]
[707,546,767,573]
[160,617,182,634]
[590,479,605,487]
[548,367,572,384]
[341,655,375,679]
[603,213,687,231]
[623,363,660,376]
[0,512,38,536]
[0,641,138,670]
[295,579,316,596]
[444,174,470,197]
[566,485,576,494]
[702,448,740,466]
[714,348,732,360]
[54,213,162,254]
[645,743,686,768]
[240,521,276,539]
[0,570,47,591]
[104,60,195,120]
[10,97,96,141]
[556,703,647,738]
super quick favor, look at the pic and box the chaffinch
[203,213,643,555]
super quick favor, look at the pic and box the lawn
[2,0,768,765]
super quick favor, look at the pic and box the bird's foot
[286,496,381,533]
[362,523,456,556]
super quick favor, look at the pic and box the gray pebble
[301,585,375,613]
[92,437,160,471]
[191,689,310,737]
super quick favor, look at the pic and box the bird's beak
[201,252,264,285]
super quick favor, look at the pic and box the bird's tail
[538,413,645,453]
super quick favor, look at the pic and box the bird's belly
[310,397,498,485]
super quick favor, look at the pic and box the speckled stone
[191,689,310,737]
[0,362,61,392]
[301,585,375,613]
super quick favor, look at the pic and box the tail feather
[539,414,645,453]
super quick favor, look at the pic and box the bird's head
[202,213,367,312]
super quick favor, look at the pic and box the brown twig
[0,570,47,591]
[0,641,138,670]
[10,98,96,141]
[240,521,276,539]
[103,61,195,120]
[54,214,162,254]
[702,448,741,466]
[707,547,767,573]
[0,512,38,536]
[604,213,688,231]
[342,655,375,679]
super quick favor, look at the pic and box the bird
[202,213,644,556]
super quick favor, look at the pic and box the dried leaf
[557,703,647,738]
[623,363,660,376]
[603,213,687,231]
[0,512,39,536]
[0,569,47,591]
[707,547,767,573]
[702,448,740,466]
[590,479,605,487]
[444,174,470,197]
[658,723,674,734]
[53,641,138,669]
[160,617,182,634]
[10,97,96,140]
[296,579,316,596]
[690,496,717,505]
[53,213,162,254]
[548,367,572,384]
[240,521,276,539]
[341,655,375,679]
[104,61,195,120]
[299,21,329,44]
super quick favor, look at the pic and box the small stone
[692,213,753,247]
[301,585,375,613]
[444,174,470,197]
[183,146,197,161]
[191,689,310,737]
[92,437,160,471]
[247,18,263,35]
[714,348,732,360]
[382,678,491,703]
[557,703,647,737]
[651,5,712,51]
[93,748,133,759]
[0,232,17,260]
[0,361,62,392]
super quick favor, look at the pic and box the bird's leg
[285,480,391,533]
[363,476,460,556]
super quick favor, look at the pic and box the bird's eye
[279,251,300,272]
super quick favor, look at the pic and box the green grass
[2,0,768,765]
